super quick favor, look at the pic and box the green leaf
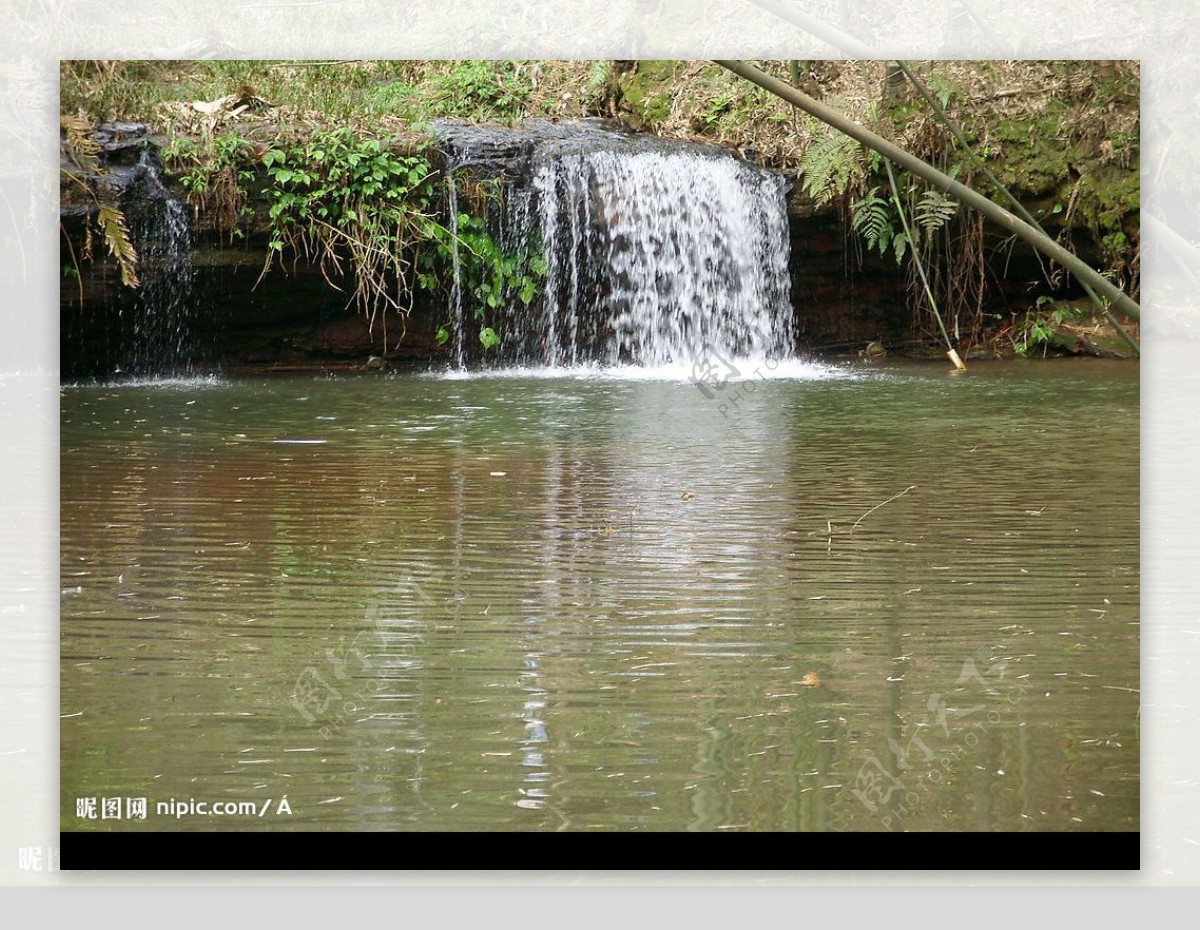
[799,130,864,205]
[915,189,958,232]
[479,327,500,350]
[852,188,894,255]
[436,326,450,346]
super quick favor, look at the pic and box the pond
[60,358,1139,832]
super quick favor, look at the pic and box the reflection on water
[61,360,1139,831]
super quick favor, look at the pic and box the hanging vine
[60,112,141,289]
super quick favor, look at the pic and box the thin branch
[885,160,954,354]
[851,485,917,532]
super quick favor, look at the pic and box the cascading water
[436,120,794,372]
[122,148,196,376]
[527,147,793,368]
[445,171,467,369]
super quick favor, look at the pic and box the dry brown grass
[62,59,1139,178]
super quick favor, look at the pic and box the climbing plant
[422,176,546,353]
[163,131,255,234]
[260,128,437,343]
[259,129,542,354]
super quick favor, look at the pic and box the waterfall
[122,148,196,376]
[436,120,794,372]
[526,147,793,369]
[445,171,466,369]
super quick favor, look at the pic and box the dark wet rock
[92,122,152,155]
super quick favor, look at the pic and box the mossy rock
[988,110,1073,198]
[619,60,680,130]
[1040,300,1138,358]
[1078,165,1140,237]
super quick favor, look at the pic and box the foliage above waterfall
[257,128,540,349]
[260,129,435,334]
[60,60,1138,242]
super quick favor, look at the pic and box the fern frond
[97,203,140,289]
[799,131,864,205]
[852,188,894,255]
[585,61,611,94]
[915,189,958,233]
[925,74,960,111]
[61,112,101,174]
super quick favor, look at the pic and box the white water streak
[528,148,793,368]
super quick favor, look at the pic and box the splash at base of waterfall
[426,357,856,383]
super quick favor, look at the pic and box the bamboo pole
[713,60,1141,323]
[743,0,874,56]
[894,61,1139,355]
[884,161,967,370]
[1145,212,1199,285]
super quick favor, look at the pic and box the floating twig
[850,485,918,532]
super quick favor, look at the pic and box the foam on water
[62,373,227,391]
[425,357,859,383]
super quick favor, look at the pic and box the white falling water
[525,145,793,369]
[126,149,196,375]
[434,120,794,373]
[446,171,466,369]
